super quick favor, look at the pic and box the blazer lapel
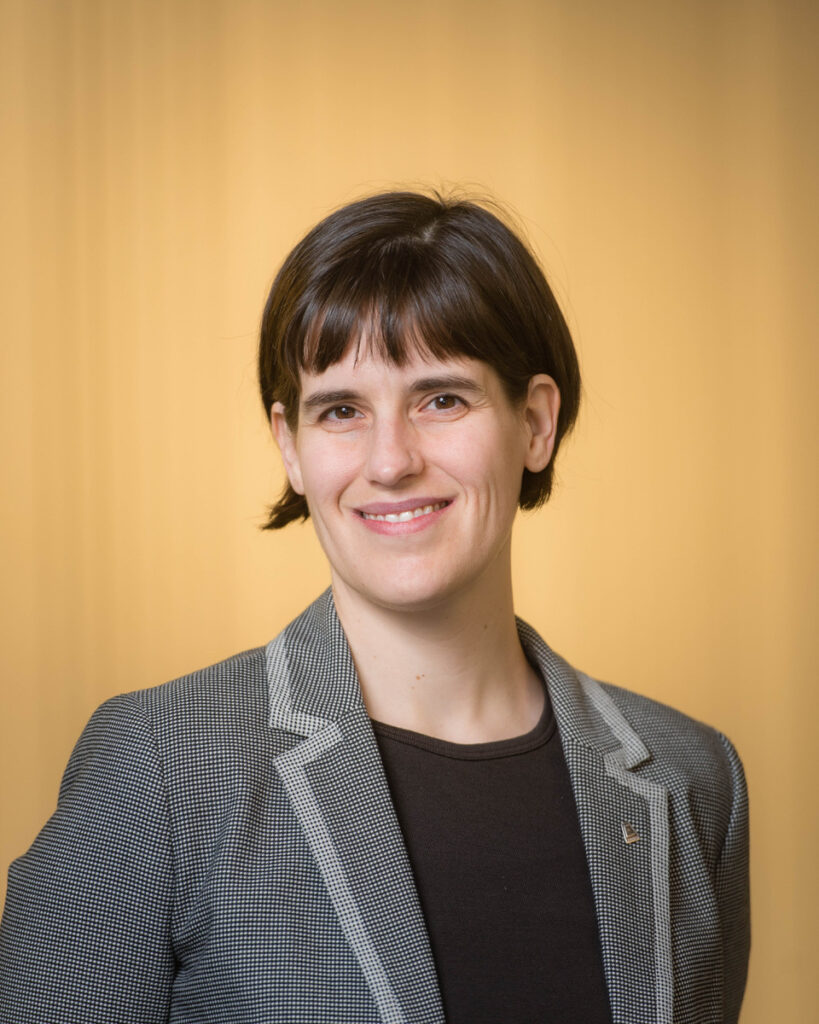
[519,621,673,1024]
[265,591,445,1024]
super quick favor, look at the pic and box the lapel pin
[621,822,640,845]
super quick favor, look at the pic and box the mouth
[356,500,451,523]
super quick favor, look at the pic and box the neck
[331,556,543,744]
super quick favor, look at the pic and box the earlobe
[523,375,561,473]
[270,402,306,495]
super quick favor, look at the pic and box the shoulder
[85,645,274,792]
[597,679,742,770]
[44,646,280,889]
[519,618,744,791]
[588,676,747,848]
[80,644,268,729]
[596,678,744,781]
[53,645,271,814]
[128,643,269,736]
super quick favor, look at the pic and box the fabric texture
[0,589,750,1023]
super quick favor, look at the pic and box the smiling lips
[354,499,452,531]
[360,501,449,523]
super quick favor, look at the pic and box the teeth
[362,502,446,522]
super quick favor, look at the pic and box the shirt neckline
[370,686,556,761]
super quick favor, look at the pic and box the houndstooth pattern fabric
[0,590,749,1023]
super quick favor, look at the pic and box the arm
[715,732,751,1024]
[0,695,175,1023]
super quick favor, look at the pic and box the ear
[270,402,305,495]
[523,374,561,473]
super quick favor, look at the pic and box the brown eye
[327,405,358,420]
[430,394,461,410]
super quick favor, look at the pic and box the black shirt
[372,691,613,1024]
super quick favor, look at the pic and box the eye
[323,405,360,421]
[426,394,464,412]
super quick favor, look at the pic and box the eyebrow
[300,375,485,412]
[301,389,361,412]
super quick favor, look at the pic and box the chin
[351,570,472,615]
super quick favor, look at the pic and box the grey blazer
[0,590,749,1023]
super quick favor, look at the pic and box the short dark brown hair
[258,190,581,529]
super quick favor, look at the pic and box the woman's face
[271,344,559,616]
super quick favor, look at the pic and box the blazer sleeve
[715,732,751,1024]
[0,695,175,1023]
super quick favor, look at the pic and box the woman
[0,191,749,1023]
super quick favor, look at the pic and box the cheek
[442,430,526,496]
[298,440,361,506]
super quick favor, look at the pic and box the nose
[364,414,423,486]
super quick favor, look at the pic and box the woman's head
[258,190,581,528]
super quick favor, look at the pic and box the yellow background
[1,1,816,1020]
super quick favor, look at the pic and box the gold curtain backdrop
[1,1,816,1020]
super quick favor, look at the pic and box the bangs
[288,242,506,382]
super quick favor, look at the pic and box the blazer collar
[266,588,363,736]
[516,617,651,770]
